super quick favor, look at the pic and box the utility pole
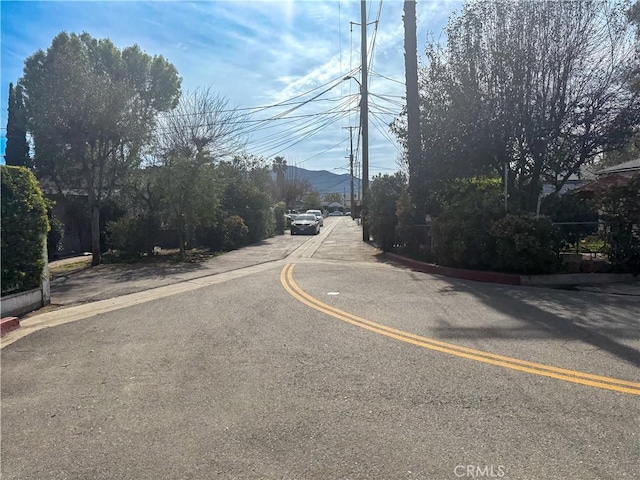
[360,0,370,242]
[404,1,421,223]
[343,126,356,219]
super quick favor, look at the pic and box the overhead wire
[369,68,405,85]
[251,111,351,157]
[368,0,384,73]
[239,93,358,140]
[296,137,349,166]
[265,111,352,159]
[370,110,401,153]
[246,94,358,151]
[154,68,357,122]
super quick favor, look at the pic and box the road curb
[1,317,20,336]
[385,253,521,285]
[385,253,637,289]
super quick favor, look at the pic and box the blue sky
[1,0,459,176]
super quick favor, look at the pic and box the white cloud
[1,0,461,174]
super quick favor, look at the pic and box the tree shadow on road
[50,261,206,296]
[429,278,640,368]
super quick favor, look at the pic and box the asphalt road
[2,217,639,480]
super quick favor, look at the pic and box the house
[38,178,92,257]
[597,158,640,178]
[576,158,640,194]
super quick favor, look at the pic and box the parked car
[291,214,320,235]
[305,209,324,227]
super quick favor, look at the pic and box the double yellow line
[281,264,640,396]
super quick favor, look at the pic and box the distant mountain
[275,165,362,197]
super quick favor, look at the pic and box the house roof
[574,173,634,195]
[597,158,640,176]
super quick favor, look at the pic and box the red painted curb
[1,317,20,336]
[386,253,522,286]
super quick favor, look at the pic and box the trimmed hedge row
[1,166,49,295]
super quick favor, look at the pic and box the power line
[370,68,405,85]
[297,137,349,166]
[368,0,384,72]
[245,95,358,152]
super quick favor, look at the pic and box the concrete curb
[520,272,635,286]
[385,253,521,285]
[385,253,636,288]
[1,317,20,336]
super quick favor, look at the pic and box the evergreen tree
[5,83,32,168]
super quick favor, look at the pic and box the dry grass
[49,258,92,277]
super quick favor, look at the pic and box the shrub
[597,176,640,274]
[274,202,286,235]
[195,222,224,252]
[541,191,598,250]
[47,213,64,260]
[223,215,249,250]
[45,199,64,259]
[1,166,49,295]
[490,213,560,274]
[106,214,159,258]
[431,177,504,269]
[367,172,407,252]
[265,206,276,238]
[394,188,413,249]
[107,216,146,258]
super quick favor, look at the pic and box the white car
[306,209,324,227]
[291,214,320,235]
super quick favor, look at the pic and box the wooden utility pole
[343,126,356,219]
[404,1,422,221]
[360,0,370,241]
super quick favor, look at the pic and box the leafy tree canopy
[4,83,31,168]
[324,192,344,204]
[397,0,640,213]
[20,31,182,264]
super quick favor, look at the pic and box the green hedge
[274,202,286,235]
[1,166,49,295]
[490,213,559,274]
[223,215,249,250]
[106,214,157,258]
[431,178,504,270]
[367,173,407,252]
[429,178,560,274]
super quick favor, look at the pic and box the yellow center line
[280,264,640,396]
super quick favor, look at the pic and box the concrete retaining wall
[1,287,49,317]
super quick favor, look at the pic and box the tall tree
[218,154,274,245]
[272,156,287,201]
[154,87,247,256]
[407,0,640,212]
[5,83,31,167]
[20,32,181,264]
[324,192,344,204]
[303,191,322,211]
[403,0,422,219]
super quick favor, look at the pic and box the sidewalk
[47,217,382,309]
[48,237,299,308]
[37,218,640,313]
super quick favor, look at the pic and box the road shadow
[431,278,640,368]
[50,261,206,296]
